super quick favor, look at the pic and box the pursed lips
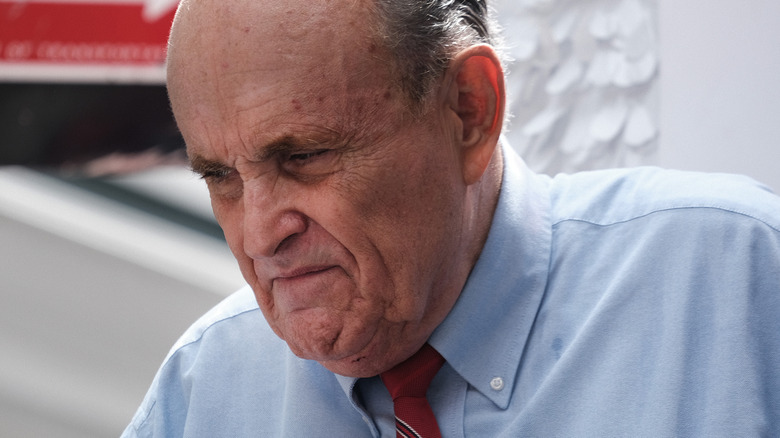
[275,265,338,281]
[270,265,342,311]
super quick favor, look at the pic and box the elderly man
[124,0,780,436]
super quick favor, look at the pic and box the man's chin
[316,349,394,378]
[283,330,394,377]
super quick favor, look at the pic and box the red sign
[0,0,178,83]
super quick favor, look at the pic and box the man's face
[167,0,474,376]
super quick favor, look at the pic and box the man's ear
[443,44,505,185]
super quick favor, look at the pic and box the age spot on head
[291,99,303,111]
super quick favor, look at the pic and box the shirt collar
[429,145,552,409]
[337,145,552,410]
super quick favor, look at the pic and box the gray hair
[371,0,500,110]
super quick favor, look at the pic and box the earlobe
[447,45,505,185]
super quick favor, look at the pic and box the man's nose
[241,178,307,259]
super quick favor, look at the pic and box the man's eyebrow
[189,154,229,177]
[253,136,298,161]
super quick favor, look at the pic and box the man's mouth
[270,265,343,311]
[276,265,337,280]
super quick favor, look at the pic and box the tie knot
[381,343,445,400]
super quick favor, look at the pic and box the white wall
[495,0,779,191]
[658,0,780,191]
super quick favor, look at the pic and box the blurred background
[1,0,778,436]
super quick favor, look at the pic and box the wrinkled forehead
[167,0,391,114]
[168,0,378,67]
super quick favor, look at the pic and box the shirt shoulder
[523,168,780,435]
[164,285,263,360]
[124,286,283,436]
[123,286,370,437]
[548,166,780,230]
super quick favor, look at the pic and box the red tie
[380,343,445,438]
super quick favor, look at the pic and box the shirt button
[490,377,505,391]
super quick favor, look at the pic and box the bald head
[168,0,497,113]
[168,0,391,116]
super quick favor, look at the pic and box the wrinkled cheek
[228,253,258,295]
[284,310,343,354]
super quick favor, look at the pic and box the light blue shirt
[124,147,780,437]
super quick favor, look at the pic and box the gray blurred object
[0,166,242,437]
[494,0,659,174]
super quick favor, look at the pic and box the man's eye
[288,149,330,162]
[282,148,339,179]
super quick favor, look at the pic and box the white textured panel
[494,0,659,174]
[657,0,780,192]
